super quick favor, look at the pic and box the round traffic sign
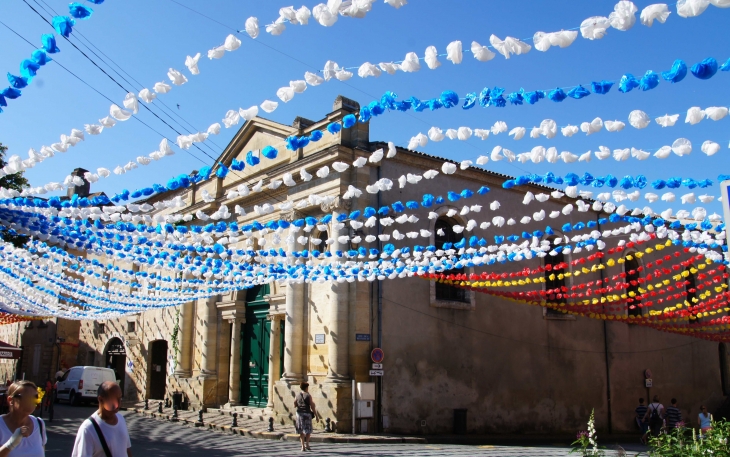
[371,348,384,364]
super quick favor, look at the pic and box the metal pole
[352,378,355,434]
[376,161,383,433]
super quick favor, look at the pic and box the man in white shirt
[71,381,132,457]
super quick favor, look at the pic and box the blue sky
[1,0,729,215]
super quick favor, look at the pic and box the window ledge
[543,314,576,321]
[431,299,475,310]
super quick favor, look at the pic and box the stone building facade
[9,95,726,435]
[0,319,81,386]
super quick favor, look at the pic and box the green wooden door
[240,285,270,407]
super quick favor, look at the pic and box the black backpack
[649,404,662,425]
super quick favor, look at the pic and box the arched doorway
[148,340,168,400]
[103,337,126,395]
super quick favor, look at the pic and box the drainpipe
[376,162,383,433]
[597,213,612,434]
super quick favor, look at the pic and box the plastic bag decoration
[580,16,610,39]
[262,146,278,160]
[591,80,614,94]
[471,41,495,61]
[638,70,659,90]
[440,91,459,108]
[640,3,671,26]
[677,0,710,18]
[533,30,578,52]
[52,16,75,37]
[489,35,531,59]
[245,17,259,38]
[41,34,60,54]
[691,57,718,79]
[245,150,260,167]
[618,73,640,93]
[68,3,93,19]
[446,41,463,64]
[608,1,638,31]
[7,74,28,89]
[662,59,687,82]
[19,60,40,82]
[567,85,590,99]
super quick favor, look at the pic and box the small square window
[98,323,106,334]
[127,321,136,333]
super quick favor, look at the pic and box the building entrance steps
[128,401,427,444]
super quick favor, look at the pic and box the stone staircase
[128,401,426,443]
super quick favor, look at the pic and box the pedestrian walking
[665,398,683,430]
[0,380,47,456]
[698,405,713,434]
[293,382,316,452]
[642,395,665,443]
[635,398,648,435]
[71,381,132,457]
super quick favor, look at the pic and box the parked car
[55,366,117,405]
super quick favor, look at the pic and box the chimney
[332,95,368,149]
[66,167,90,199]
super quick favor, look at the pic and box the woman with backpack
[0,380,47,456]
[641,395,665,443]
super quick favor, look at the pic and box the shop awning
[0,341,21,360]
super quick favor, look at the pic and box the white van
[56,366,117,405]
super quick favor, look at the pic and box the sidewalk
[128,401,426,444]
[127,401,648,452]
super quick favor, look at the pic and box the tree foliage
[0,143,29,247]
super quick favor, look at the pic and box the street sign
[371,348,384,364]
[356,334,371,342]
[369,370,384,377]
[315,334,325,344]
[372,363,383,369]
[722,180,730,242]
[645,378,653,388]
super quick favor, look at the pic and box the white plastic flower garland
[10,1,408,181]
[288,0,729,100]
[1,168,722,276]
[411,105,729,149]
[10,219,727,319]
[0,208,723,319]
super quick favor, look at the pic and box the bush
[649,420,730,457]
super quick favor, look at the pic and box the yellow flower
[35,387,45,406]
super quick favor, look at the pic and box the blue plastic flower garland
[1,0,105,112]
[346,57,730,121]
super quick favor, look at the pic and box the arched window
[625,255,642,317]
[435,217,467,302]
[313,230,328,253]
[544,247,566,316]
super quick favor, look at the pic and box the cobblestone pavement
[44,404,637,456]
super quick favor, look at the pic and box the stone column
[267,315,282,408]
[282,238,304,382]
[198,296,218,378]
[228,318,243,405]
[283,283,304,383]
[174,301,194,378]
[327,212,350,382]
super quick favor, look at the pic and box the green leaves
[649,420,730,457]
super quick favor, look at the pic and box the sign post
[370,348,384,377]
